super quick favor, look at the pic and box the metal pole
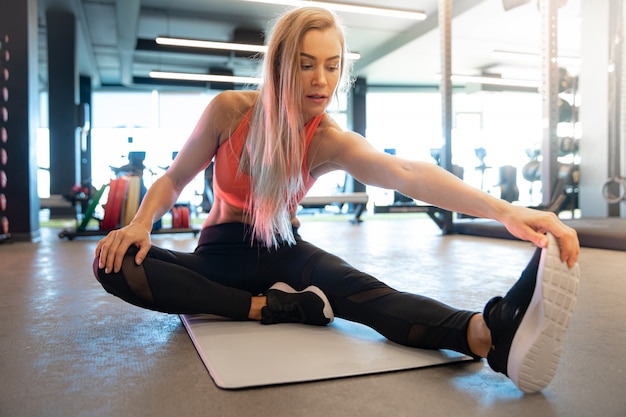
[540,0,559,207]
[439,0,454,233]
[604,0,625,214]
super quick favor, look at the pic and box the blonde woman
[94,6,580,393]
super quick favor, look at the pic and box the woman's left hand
[500,205,580,268]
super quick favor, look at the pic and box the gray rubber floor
[1,216,624,417]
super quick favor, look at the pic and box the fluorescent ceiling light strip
[149,71,262,84]
[238,0,426,20]
[156,36,361,60]
[156,37,266,53]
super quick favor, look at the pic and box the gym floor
[1,215,624,417]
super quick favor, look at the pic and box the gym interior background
[0,0,624,242]
[1,0,625,243]
[1,1,625,416]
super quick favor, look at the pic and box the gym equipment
[498,165,520,203]
[603,0,625,210]
[101,177,128,231]
[59,177,199,239]
[200,161,215,213]
[180,314,470,389]
[474,147,491,191]
[59,152,199,239]
[300,192,368,223]
[76,184,107,231]
[170,204,192,229]
[122,176,141,226]
[602,176,626,204]
[371,147,460,232]
[299,170,369,223]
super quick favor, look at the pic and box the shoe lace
[266,302,304,323]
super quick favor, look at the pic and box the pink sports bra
[213,109,324,212]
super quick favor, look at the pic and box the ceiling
[36,0,582,91]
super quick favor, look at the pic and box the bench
[300,192,368,223]
[373,202,451,232]
[40,194,73,209]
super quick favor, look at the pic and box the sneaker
[483,233,580,393]
[261,282,334,326]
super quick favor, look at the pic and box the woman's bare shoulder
[209,90,258,118]
[315,113,361,145]
[206,90,259,141]
[308,114,364,176]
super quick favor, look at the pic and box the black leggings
[93,222,477,356]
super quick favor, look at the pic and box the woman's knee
[92,246,138,283]
[92,256,102,282]
[92,247,154,305]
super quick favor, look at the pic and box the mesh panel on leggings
[122,255,154,304]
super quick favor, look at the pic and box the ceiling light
[156,37,266,53]
[149,71,262,85]
[238,0,426,20]
[155,36,361,60]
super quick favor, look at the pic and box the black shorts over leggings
[93,222,477,356]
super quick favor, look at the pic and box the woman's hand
[499,205,580,268]
[94,222,152,274]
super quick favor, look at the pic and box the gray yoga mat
[180,314,472,389]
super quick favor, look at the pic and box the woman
[93,6,580,393]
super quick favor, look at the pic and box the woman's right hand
[94,221,152,274]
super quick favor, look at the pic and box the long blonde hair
[244,7,352,247]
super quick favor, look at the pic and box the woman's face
[298,28,343,120]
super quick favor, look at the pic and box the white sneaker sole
[507,233,580,393]
[269,282,334,323]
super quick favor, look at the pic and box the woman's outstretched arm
[312,126,580,267]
